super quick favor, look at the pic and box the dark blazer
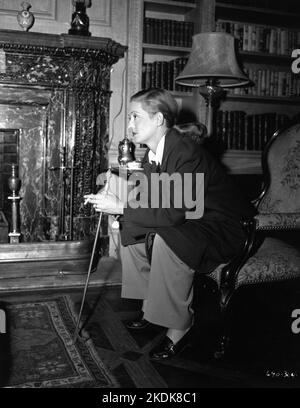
[120,127,256,274]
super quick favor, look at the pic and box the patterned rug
[1,296,118,388]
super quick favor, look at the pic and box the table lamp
[176,32,251,137]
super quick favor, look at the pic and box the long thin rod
[73,211,103,343]
[73,169,111,343]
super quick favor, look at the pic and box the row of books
[213,110,290,150]
[229,68,300,98]
[216,20,300,55]
[142,58,191,92]
[143,18,194,47]
[141,64,300,98]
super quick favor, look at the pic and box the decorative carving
[1,53,70,86]
[0,29,126,242]
[0,31,126,59]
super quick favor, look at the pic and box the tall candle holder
[8,164,22,244]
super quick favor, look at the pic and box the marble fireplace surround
[0,29,126,279]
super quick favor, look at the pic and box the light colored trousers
[120,234,195,330]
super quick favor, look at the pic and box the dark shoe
[149,332,190,360]
[126,313,150,330]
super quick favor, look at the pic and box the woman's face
[127,101,158,145]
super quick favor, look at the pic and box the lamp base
[198,84,225,138]
[198,84,225,105]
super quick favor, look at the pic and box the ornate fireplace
[0,29,126,283]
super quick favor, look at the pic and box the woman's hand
[84,190,124,215]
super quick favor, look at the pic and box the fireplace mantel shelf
[0,29,127,58]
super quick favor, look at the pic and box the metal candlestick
[8,164,22,244]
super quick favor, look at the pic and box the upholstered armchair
[209,122,300,359]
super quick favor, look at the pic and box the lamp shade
[176,32,250,88]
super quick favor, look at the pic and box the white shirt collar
[148,134,166,165]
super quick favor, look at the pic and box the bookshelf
[126,0,300,177]
[126,0,205,160]
[142,0,205,124]
[213,0,300,175]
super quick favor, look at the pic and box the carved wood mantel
[0,29,126,283]
[0,29,126,243]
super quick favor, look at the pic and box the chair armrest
[218,213,300,307]
[255,213,300,230]
[218,218,259,307]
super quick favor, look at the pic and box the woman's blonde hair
[130,88,178,128]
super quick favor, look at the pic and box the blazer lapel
[141,128,179,173]
[160,128,176,172]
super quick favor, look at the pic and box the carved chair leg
[214,301,232,360]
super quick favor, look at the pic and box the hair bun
[174,122,207,144]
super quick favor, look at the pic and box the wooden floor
[1,273,300,389]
